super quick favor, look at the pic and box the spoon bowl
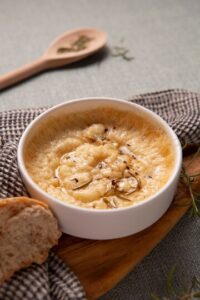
[0,28,107,90]
[45,28,107,67]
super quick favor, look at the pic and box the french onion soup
[25,108,174,209]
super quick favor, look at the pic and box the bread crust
[0,197,61,285]
[0,251,49,285]
[0,196,48,209]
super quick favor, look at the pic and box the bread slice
[0,197,61,284]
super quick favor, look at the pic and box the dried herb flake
[57,35,93,54]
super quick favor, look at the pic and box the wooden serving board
[55,153,200,300]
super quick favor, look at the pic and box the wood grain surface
[55,153,200,300]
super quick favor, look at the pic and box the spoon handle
[0,58,47,90]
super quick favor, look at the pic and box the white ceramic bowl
[17,98,182,240]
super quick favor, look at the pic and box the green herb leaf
[111,41,134,61]
[57,35,93,53]
[180,146,200,217]
[166,265,177,296]
[151,267,200,300]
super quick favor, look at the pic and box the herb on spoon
[57,35,93,53]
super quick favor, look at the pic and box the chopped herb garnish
[111,179,117,186]
[72,178,79,183]
[57,35,93,54]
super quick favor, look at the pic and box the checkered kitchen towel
[0,89,199,300]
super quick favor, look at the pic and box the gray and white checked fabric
[0,89,199,300]
[0,252,86,300]
[131,89,200,145]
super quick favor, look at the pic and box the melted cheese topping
[25,107,175,209]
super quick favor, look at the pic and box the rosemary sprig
[166,265,178,296]
[57,35,93,53]
[151,266,200,300]
[181,167,200,216]
[111,37,134,61]
[180,146,200,217]
[111,46,134,61]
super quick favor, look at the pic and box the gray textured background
[0,0,200,299]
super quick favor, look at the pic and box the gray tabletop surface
[1,0,200,299]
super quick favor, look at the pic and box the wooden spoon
[0,28,107,90]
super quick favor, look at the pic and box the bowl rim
[17,97,182,214]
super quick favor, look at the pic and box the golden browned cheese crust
[25,108,175,209]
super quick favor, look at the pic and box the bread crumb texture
[0,197,61,284]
